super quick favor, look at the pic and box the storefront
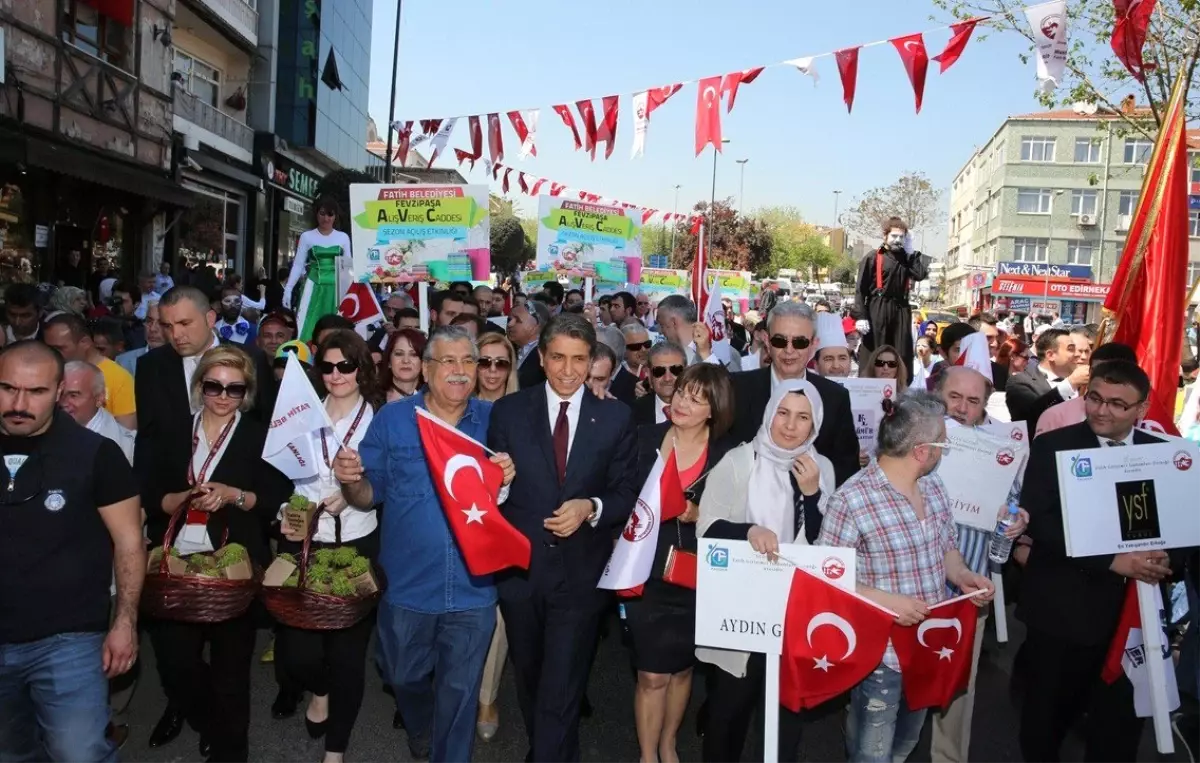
[256,149,322,280]
[175,149,263,282]
[986,276,1111,324]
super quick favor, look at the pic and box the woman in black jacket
[145,345,291,763]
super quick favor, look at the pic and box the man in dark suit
[633,342,686,426]
[488,313,638,762]
[1017,360,1175,762]
[508,300,550,389]
[967,311,1010,391]
[729,300,860,486]
[609,323,652,407]
[1005,327,1087,429]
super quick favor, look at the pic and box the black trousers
[153,614,256,763]
[703,653,804,763]
[499,551,607,762]
[1019,627,1144,762]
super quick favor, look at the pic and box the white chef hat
[814,312,847,355]
[954,332,993,384]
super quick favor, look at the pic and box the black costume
[857,245,929,384]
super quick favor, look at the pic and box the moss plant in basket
[284,493,316,536]
[330,573,356,597]
[347,556,370,578]
[331,546,358,568]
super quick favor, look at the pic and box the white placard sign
[1057,441,1200,558]
[938,424,1026,531]
[696,540,856,656]
[830,378,897,452]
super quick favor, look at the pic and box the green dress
[297,245,343,341]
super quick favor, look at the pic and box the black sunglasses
[874,358,899,369]
[478,357,512,370]
[317,359,359,375]
[626,340,652,351]
[651,364,684,378]
[769,334,812,350]
[201,380,248,399]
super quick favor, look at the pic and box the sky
[366,0,1051,258]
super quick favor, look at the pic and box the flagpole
[1136,580,1174,754]
[383,0,404,177]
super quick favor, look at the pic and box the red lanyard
[189,416,236,487]
[320,400,368,468]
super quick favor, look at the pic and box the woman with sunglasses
[379,328,425,403]
[861,344,908,384]
[696,378,835,762]
[143,345,292,763]
[623,364,736,763]
[275,330,381,763]
[283,196,355,341]
[474,333,518,403]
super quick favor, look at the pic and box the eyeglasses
[1084,391,1141,413]
[651,364,684,378]
[874,358,899,369]
[429,357,478,369]
[478,357,512,371]
[626,341,652,351]
[921,441,953,453]
[201,380,248,399]
[317,359,359,375]
[769,334,812,350]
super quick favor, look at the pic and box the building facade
[944,105,1200,322]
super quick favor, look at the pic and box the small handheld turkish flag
[338,283,384,341]
[415,408,531,576]
[781,569,893,711]
[891,596,979,710]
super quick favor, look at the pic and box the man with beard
[214,287,256,346]
[857,217,929,383]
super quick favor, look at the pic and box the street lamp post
[1042,189,1066,314]
[736,159,749,212]
[833,190,842,226]
[383,1,404,181]
[708,139,731,257]
[669,184,681,259]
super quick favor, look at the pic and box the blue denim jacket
[361,393,497,614]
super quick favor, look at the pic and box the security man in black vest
[0,341,145,762]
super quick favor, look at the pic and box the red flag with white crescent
[891,596,980,710]
[647,83,682,114]
[552,104,582,149]
[392,120,414,166]
[596,95,619,160]
[1111,0,1157,82]
[508,109,538,159]
[835,47,861,113]
[891,33,930,113]
[721,67,765,113]
[932,18,981,74]
[486,113,504,164]
[694,77,723,156]
[575,99,599,159]
[338,283,385,340]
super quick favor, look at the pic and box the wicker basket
[141,505,262,624]
[260,507,382,631]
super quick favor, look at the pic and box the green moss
[276,552,297,566]
[312,549,336,567]
[330,573,355,597]
[347,557,370,578]
[282,573,300,588]
[306,564,333,585]
[214,544,247,568]
[331,547,357,568]
[287,493,313,511]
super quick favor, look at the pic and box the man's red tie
[553,401,570,484]
[663,405,672,422]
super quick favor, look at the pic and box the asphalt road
[118,607,1170,762]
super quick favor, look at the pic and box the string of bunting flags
[386,1,1087,171]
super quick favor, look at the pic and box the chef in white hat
[813,312,854,379]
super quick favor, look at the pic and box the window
[1066,241,1094,265]
[988,242,997,264]
[1124,139,1153,164]
[1013,237,1049,262]
[1070,190,1098,217]
[1189,261,1200,287]
[975,204,986,227]
[1021,136,1056,162]
[1074,138,1102,163]
[990,192,1000,219]
[1191,152,1200,185]
[1017,188,1055,214]
[1119,191,1140,216]
[992,141,1005,171]
[61,0,130,70]
[1191,210,1200,238]
[172,49,222,107]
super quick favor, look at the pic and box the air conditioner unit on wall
[1078,214,1096,227]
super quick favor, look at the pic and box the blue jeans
[376,603,495,763]
[846,664,926,763]
[0,632,114,763]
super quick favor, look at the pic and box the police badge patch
[44,489,67,512]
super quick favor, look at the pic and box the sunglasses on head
[874,358,898,369]
[317,359,359,375]
[626,340,652,351]
[769,334,812,350]
[201,380,248,399]
[651,364,684,378]
[478,357,512,371]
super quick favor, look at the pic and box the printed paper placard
[638,268,689,305]
[535,196,642,280]
[349,184,490,284]
[520,269,624,298]
[830,378,897,452]
[939,424,1026,531]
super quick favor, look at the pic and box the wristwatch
[586,498,599,523]
[234,490,247,509]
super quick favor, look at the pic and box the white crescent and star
[443,455,484,502]
[917,617,963,649]
[806,612,857,661]
[702,85,718,106]
[904,39,923,55]
[462,504,487,524]
[340,293,360,319]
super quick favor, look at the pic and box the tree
[829,255,858,286]
[490,215,528,278]
[671,199,773,276]
[758,206,839,280]
[518,217,539,268]
[933,0,1200,137]
[843,171,943,246]
[315,169,377,234]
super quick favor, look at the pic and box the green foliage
[306,563,333,585]
[758,207,838,280]
[282,573,300,588]
[843,172,943,245]
[276,552,297,566]
[670,199,772,276]
[312,549,336,567]
[287,494,313,512]
[330,573,356,597]
[491,215,529,278]
[331,546,358,568]
[214,543,247,568]
[829,256,859,286]
[347,556,370,577]
[315,169,377,234]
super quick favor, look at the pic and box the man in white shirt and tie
[634,342,686,426]
[59,361,135,464]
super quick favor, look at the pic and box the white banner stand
[990,573,1008,643]
[418,281,430,334]
[763,654,781,763]
[1137,580,1173,754]
[584,277,594,306]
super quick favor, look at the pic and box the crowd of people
[0,209,1197,763]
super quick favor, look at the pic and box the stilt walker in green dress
[283,196,355,341]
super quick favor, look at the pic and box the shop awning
[192,151,263,190]
[23,135,196,209]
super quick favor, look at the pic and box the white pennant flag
[262,354,336,481]
[702,271,732,364]
[1024,0,1068,93]
[631,90,650,159]
[428,117,458,165]
[519,109,539,160]
[786,56,820,85]
[598,452,677,591]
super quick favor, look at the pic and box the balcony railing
[174,91,254,153]
[189,0,259,45]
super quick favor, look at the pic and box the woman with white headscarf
[695,378,835,762]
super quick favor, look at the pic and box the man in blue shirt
[334,325,515,762]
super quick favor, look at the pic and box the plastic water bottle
[988,503,1019,564]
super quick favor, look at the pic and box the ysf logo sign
[706,545,729,569]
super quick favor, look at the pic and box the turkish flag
[463,115,483,169]
[891,33,930,113]
[694,76,723,156]
[1111,0,1157,82]
[508,109,538,158]
[338,283,384,340]
[552,104,582,149]
[598,450,684,596]
[932,18,981,74]
[1103,581,1180,717]
[780,570,893,711]
[576,99,600,159]
[891,597,979,710]
[486,113,504,164]
[393,120,414,166]
[835,47,861,113]
[529,177,547,195]
[596,95,619,160]
[416,409,530,576]
[518,172,529,194]
[648,84,682,115]
[720,67,765,113]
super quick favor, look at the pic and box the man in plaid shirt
[817,391,994,762]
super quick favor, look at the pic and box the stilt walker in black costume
[857,216,929,384]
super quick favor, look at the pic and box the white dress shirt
[654,398,670,424]
[1038,363,1078,402]
[177,411,240,555]
[544,383,603,524]
[183,334,222,413]
[1099,429,1135,447]
[770,367,807,392]
[285,399,377,543]
[85,408,135,465]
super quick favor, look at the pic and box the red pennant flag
[415,408,531,576]
[549,182,566,197]
[720,67,765,113]
[1102,73,1190,437]
[506,110,536,157]
[835,47,860,113]
[642,209,658,225]
[491,161,502,181]
[453,149,472,167]
[552,104,582,149]
[932,18,981,74]
[393,120,414,166]
[455,115,481,169]
[530,177,547,196]
[501,168,512,194]
[419,119,442,136]
[694,76,723,156]
[891,597,980,710]
[1111,0,1157,82]
[575,99,599,159]
[583,192,601,203]
[780,570,894,711]
[486,113,504,164]
[518,172,529,194]
[595,95,619,160]
[647,84,683,115]
[891,33,930,113]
